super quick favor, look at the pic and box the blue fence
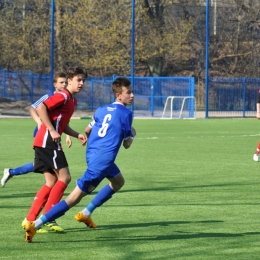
[2,68,260,118]
[128,76,195,117]
[0,69,52,102]
[208,77,260,117]
[0,69,195,118]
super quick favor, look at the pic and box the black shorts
[34,147,68,174]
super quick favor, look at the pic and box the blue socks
[10,162,34,175]
[86,184,115,213]
[37,185,115,228]
[41,200,69,224]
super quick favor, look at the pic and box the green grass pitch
[1,117,260,260]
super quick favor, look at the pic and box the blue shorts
[76,162,120,194]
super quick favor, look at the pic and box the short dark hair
[53,72,66,83]
[66,67,88,80]
[111,77,131,95]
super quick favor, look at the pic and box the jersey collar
[64,89,73,98]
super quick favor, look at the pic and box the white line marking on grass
[137,137,158,140]
[134,133,260,140]
[242,134,260,137]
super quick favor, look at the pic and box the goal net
[161,96,196,119]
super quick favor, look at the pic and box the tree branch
[211,52,251,63]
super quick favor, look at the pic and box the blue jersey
[32,93,54,137]
[86,102,133,173]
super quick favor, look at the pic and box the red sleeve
[43,92,68,111]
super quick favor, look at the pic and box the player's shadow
[66,220,224,232]
[52,230,260,244]
[28,221,260,244]
[27,231,260,244]
[96,231,260,241]
[120,182,260,193]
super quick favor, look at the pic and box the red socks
[43,180,67,214]
[255,142,260,154]
[26,181,67,221]
[26,185,52,221]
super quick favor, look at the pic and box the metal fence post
[29,71,33,103]
[2,68,6,98]
[91,79,94,112]
[242,77,247,118]
[205,0,210,119]
[131,0,135,113]
[150,78,154,117]
[190,77,195,117]
[50,0,55,87]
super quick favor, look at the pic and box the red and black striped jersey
[33,89,77,150]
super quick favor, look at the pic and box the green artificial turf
[1,117,260,260]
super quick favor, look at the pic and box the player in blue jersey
[23,77,136,242]
[1,72,72,187]
[253,90,260,161]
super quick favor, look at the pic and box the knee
[66,175,72,184]
[45,177,57,188]
[111,177,125,192]
[59,174,71,185]
[45,181,56,188]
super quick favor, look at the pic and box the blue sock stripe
[86,203,95,213]
[40,215,48,224]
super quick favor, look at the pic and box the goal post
[161,96,196,119]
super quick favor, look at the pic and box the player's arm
[29,94,49,129]
[29,106,42,129]
[63,125,87,146]
[36,103,61,143]
[257,104,260,119]
[257,92,260,119]
[84,119,94,138]
[65,134,72,148]
[84,125,92,138]
[123,126,136,149]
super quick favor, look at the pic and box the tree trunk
[148,57,163,76]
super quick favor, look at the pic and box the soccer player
[1,72,72,187]
[253,89,260,161]
[22,67,88,237]
[23,77,136,243]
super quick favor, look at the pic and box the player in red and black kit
[253,90,260,161]
[22,67,87,238]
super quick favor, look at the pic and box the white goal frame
[161,96,196,119]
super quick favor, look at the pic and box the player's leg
[253,141,260,161]
[42,166,71,232]
[82,173,124,216]
[24,185,85,242]
[25,172,57,222]
[76,165,124,226]
[30,148,70,232]
[74,168,105,228]
[1,162,34,187]
[43,167,71,213]
[23,148,58,230]
[43,185,85,224]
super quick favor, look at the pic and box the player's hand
[78,134,87,146]
[131,126,136,137]
[49,129,61,143]
[66,135,72,148]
